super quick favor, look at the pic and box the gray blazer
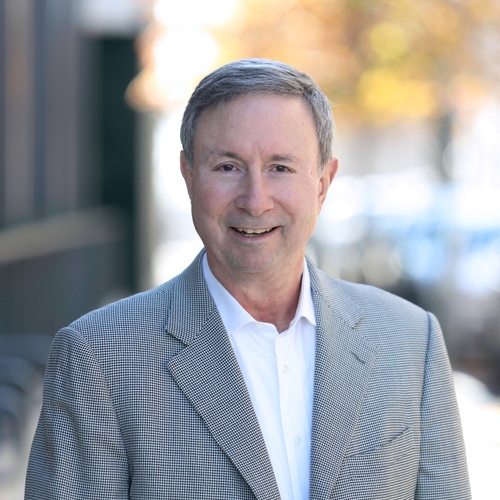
[26,252,471,499]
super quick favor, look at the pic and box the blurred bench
[0,333,52,481]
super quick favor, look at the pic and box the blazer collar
[165,252,365,341]
[164,250,214,346]
[306,255,364,329]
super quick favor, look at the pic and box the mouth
[231,227,277,236]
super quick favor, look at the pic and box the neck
[209,257,304,334]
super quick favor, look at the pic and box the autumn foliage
[213,0,500,127]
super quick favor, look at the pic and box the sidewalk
[454,372,500,500]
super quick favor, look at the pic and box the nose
[235,171,274,216]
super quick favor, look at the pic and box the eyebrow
[269,154,296,163]
[208,149,298,164]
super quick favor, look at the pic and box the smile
[232,227,277,236]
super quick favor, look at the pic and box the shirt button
[294,436,302,446]
[255,323,263,331]
[283,365,289,374]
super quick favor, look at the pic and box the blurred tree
[214,0,500,129]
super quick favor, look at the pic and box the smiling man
[181,93,334,334]
[26,59,470,500]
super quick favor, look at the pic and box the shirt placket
[276,328,307,500]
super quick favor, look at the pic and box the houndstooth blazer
[26,251,471,500]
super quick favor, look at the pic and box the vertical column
[44,0,80,214]
[33,0,47,218]
[3,0,35,224]
[0,0,5,226]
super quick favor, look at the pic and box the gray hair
[180,59,334,173]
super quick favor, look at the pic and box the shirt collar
[202,254,316,335]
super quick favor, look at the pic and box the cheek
[296,188,321,216]
[205,177,238,204]
[192,185,227,220]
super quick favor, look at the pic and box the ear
[317,157,338,212]
[180,151,193,199]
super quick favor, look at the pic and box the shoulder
[67,250,208,336]
[53,266,201,357]
[312,266,431,349]
[56,251,209,350]
[336,275,426,322]
[314,265,428,321]
[46,274,191,381]
[59,273,184,350]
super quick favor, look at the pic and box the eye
[274,165,290,173]
[219,163,235,172]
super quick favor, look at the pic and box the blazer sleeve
[415,313,471,500]
[25,327,130,499]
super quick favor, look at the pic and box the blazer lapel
[308,263,378,500]
[165,253,281,500]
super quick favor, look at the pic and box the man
[26,59,470,499]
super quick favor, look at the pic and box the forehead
[193,94,319,161]
[197,93,314,127]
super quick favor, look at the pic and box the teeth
[236,227,273,235]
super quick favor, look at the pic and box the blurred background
[0,0,499,497]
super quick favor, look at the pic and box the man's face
[181,94,337,284]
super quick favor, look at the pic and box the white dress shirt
[203,255,316,500]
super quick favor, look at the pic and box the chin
[224,253,279,276]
